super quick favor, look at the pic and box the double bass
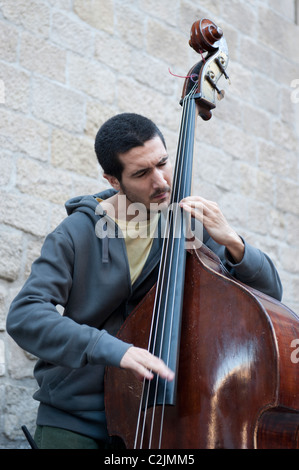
[105,19,299,449]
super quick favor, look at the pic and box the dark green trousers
[34,425,108,449]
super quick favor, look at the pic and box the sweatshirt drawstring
[102,236,109,264]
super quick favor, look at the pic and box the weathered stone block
[74,0,114,33]
[20,31,66,83]
[0,230,23,282]
[32,77,85,133]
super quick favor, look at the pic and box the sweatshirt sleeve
[205,236,283,301]
[223,238,283,300]
[6,229,131,369]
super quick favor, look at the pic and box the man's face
[116,136,173,214]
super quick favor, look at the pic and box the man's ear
[103,173,121,190]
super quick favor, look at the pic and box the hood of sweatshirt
[65,188,117,218]
[64,188,123,264]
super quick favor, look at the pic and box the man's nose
[152,169,167,188]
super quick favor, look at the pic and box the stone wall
[0,0,298,448]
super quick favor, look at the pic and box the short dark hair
[94,113,166,181]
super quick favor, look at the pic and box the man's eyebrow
[131,155,169,177]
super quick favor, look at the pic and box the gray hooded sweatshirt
[6,189,283,441]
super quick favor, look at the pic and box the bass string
[147,105,191,449]
[152,85,196,445]
[156,90,197,449]
[154,86,197,449]
[134,82,198,449]
[134,85,197,449]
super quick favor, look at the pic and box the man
[7,113,282,449]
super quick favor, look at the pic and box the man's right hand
[120,346,175,382]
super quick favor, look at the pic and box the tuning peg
[215,56,230,83]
